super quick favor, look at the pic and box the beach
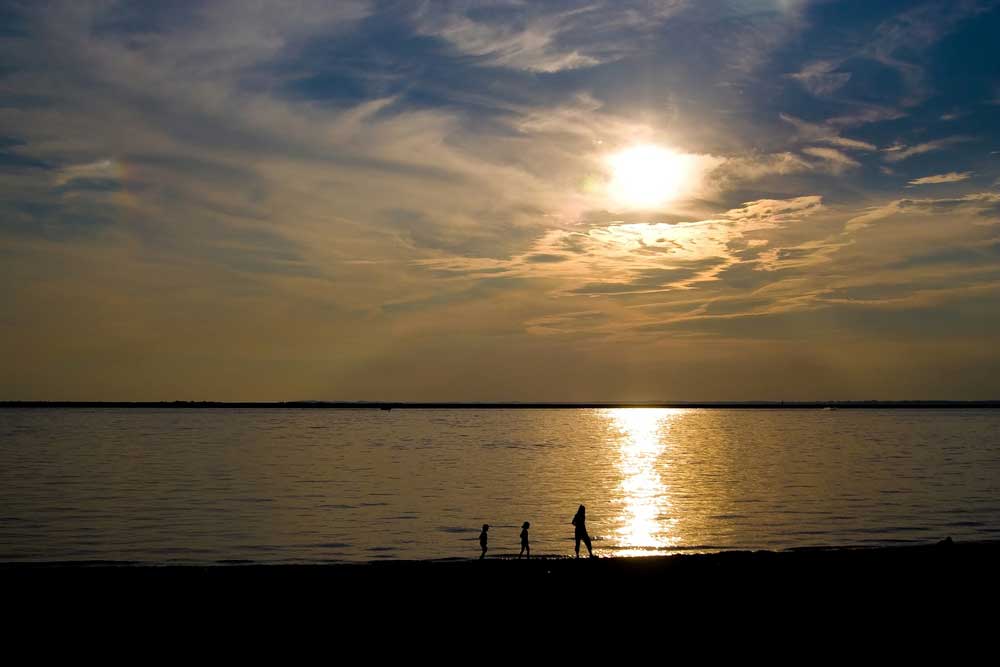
[4,541,997,648]
[6,540,996,596]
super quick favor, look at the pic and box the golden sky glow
[2,1,1000,401]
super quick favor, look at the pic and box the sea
[1,407,998,563]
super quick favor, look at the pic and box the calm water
[1,408,998,563]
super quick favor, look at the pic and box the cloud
[908,171,973,186]
[779,113,877,151]
[818,136,877,153]
[863,1,990,108]
[411,1,686,73]
[801,146,861,172]
[785,2,989,119]
[529,196,824,291]
[416,195,829,308]
[883,136,973,162]
[826,106,906,128]
[524,253,569,263]
[846,192,1000,231]
[724,196,824,224]
[787,60,851,96]
[524,310,610,337]
[569,259,726,295]
[416,11,599,73]
[53,159,119,186]
[708,152,811,187]
[709,138,871,188]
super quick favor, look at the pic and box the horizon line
[3,400,1000,410]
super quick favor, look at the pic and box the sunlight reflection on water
[608,408,678,555]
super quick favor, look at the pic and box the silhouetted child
[479,524,489,560]
[519,521,530,559]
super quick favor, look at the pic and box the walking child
[479,523,489,559]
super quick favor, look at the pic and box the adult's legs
[582,532,593,557]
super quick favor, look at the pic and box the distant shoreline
[2,400,999,409]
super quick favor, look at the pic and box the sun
[606,144,694,209]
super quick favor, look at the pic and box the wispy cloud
[780,113,877,151]
[421,195,829,299]
[846,191,1000,231]
[708,152,812,187]
[827,106,906,129]
[411,1,686,73]
[801,146,861,172]
[53,159,119,187]
[883,136,973,162]
[787,60,851,96]
[414,10,600,73]
[863,1,990,107]
[908,171,973,186]
[786,1,990,121]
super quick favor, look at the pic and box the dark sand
[4,542,997,643]
[5,540,996,597]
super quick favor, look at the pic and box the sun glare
[606,144,693,209]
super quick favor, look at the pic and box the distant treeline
[2,401,999,409]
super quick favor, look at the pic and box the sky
[2,0,999,401]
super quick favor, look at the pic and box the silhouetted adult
[572,504,593,558]
[479,524,490,560]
